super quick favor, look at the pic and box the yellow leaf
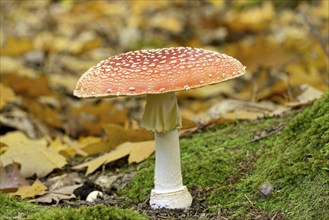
[0,83,16,109]
[222,111,264,120]
[22,98,64,129]
[49,137,76,159]
[149,14,183,34]
[0,56,22,74]
[10,179,47,199]
[225,36,292,72]
[2,74,51,98]
[75,136,107,156]
[285,63,324,88]
[224,1,274,32]
[0,132,67,178]
[74,141,155,175]
[1,37,33,56]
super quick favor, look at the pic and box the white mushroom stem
[141,92,192,209]
[154,129,184,192]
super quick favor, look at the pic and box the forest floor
[1,93,328,219]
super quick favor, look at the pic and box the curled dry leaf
[0,131,67,178]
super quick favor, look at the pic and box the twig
[244,194,254,206]
[271,211,279,220]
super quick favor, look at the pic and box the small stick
[244,194,254,206]
[271,211,279,220]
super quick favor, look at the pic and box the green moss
[28,204,147,220]
[0,193,40,218]
[0,193,147,220]
[122,93,329,219]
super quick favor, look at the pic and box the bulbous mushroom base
[150,186,192,209]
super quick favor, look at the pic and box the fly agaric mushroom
[74,47,245,209]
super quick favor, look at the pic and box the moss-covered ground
[0,193,148,220]
[1,93,328,219]
[123,92,329,219]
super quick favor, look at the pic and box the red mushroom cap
[74,47,245,97]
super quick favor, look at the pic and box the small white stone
[86,191,103,202]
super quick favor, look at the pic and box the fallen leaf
[0,56,23,74]
[10,179,47,199]
[288,84,324,107]
[198,99,277,123]
[0,132,67,177]
[149,13,184,34]
[285,63,324,88]
[177,81,235,99]
[49,137,76,159]
[79,140,110,156]
[65,136,107,156]
[22,97,64,129]
[224,1,275,32]
[103,123,154,149]
[1,37,33,56]
[30,184,81,203]
[296,84,323,103]
[71,101,129,135]
[225,36,292,72]
[74,140,155,175]
[0,83,16,109]
[46,173,82,191]
[0,109,40,139]
[222,111,264,120]
[2,74,51,98]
